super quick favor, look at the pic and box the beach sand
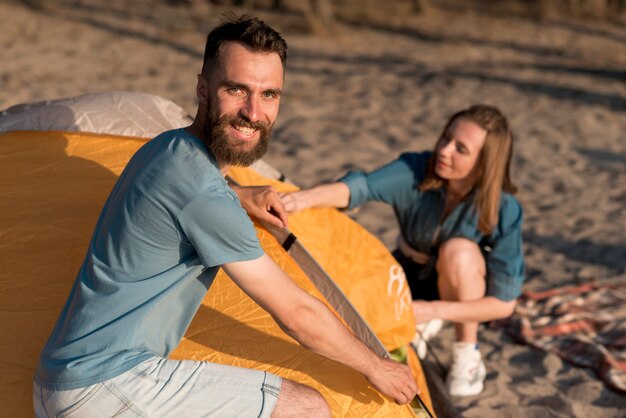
[2,0,625,416]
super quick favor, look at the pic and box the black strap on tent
[281,233,297,251]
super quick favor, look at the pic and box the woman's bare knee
[438,237,484,269]
[271,379,330,418]
[437,237,486,299]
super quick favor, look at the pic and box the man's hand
[224,255,420,405]
[233,185,288,228]
[366,357,420,405]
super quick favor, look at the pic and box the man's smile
[230,121,259,141]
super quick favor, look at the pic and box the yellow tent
[0,93,434,417]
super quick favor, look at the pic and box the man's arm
[223,254,419,405]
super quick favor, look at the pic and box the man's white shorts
[33,357,282,417]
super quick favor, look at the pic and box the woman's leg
[436,237,488,396]
[435,237,486,343]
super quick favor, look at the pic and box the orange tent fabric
[0,130,432,416]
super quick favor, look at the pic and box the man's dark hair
[201,14,287,76]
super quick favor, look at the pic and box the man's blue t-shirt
[341,151,525,301]
[36,129,263,390]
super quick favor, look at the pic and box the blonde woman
[281,105,524,397]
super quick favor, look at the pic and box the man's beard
[203,109,271,167]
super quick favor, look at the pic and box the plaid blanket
[500,275,626,393]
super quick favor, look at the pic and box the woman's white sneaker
[446,342,486,397]
[411,318,444,359]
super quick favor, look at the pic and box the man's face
[200,42,283,167]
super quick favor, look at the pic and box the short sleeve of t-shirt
[177,189,263,267]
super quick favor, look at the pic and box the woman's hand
[412,300,438,324]
[279,191,306,213]
[279,182,351,213]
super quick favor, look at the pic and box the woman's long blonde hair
[420,105,517,235]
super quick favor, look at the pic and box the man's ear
[196,74,208,104]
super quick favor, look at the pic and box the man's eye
[263,92,278,99]
[227,87,243,94]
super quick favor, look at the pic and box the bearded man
[33,15,418,418]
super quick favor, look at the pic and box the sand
[2,0,625,416]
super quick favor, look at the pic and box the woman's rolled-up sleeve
[486,194,525,301]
